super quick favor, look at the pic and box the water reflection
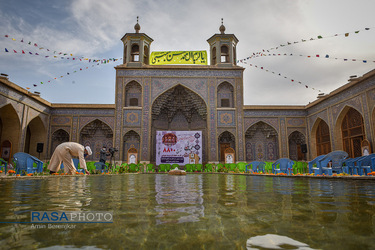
[0,175,374,249]
[154,175,204,224]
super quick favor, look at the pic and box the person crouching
[48,142,91,175]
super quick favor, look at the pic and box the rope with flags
[241,61,322,92]
[237,26,374,63]
[2,34,120,63]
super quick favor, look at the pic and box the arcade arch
[288,131,306,161]
[245,121,279,162]
[25,116,46,159]
[123,130,140,162]
[0,104,21,162]
[79,119,113,161]
[151,85,207,162]
[50,129,70,156]
[218,131,236,162]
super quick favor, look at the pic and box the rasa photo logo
[31,211,113,223]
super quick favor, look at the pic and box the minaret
[120,17,154,67]
[207,18,239,67]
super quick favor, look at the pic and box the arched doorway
[123,130,140,162]
[245,121,279,162]
[341,107,365,158]
[218,131,235,162]
[80,119,113,161]
[0,104,21,162]
[50,129,70,156]
[316,119,331,156]
[288,131,306,161]
[25,116,46,159]
[151,85,207,162]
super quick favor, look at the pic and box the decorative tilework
[280,118,287,157]
[51,109,114,115]
[209,78,217,160]
[51,126,70,135]
[117,69,243,78]
[308,110,329,133]
[218,110,235,126]
[331,95,363,124]
[79,117,115,131]
[244,118,279,132]
[142,78,151,160]
[361,93,372,142]
[244,110,307,117]
[287,118,306,127]
[123,110,141,126]
[51,116,71,126]
[72,116,78,142]
[151,78,208,102]
[236,78,244,161]
[307,78,375,115]
[287,127,306,138]
[114,77,123,153]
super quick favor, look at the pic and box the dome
[219,18,225,34]
[134,16,140,33]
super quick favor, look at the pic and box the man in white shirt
[48,142,91,175]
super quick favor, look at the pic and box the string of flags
[24,57,122,90]
[2,34,120,63]
[241,61,322,92]
[237,26,374,62]
[238,52,374,64]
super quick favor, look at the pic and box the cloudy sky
[1,0,374,105]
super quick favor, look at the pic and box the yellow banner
[150,51,207,65]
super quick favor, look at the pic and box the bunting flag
[2,45,120,64]
[26,57,122,89]
[242,61,322,92]
[2,34,121,63]
[240,52,375,64]
[238,26,374,62]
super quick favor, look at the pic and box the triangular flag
[316,55,320,57]
[325,55,329,58]
[40,82,43,84]
[34,43,38,47]
[317,35,323,39]
[305,85,308,88]
[13,50,17,53]
[26,87,30,90]
[5,48,9,52]
[22,50,25,54]
[12,38,16,41]
[355,31,359,33]
[29,52,33,54]
[363,60,367,63]
[28,42,31,45]
[33,84,37,87]
[365,28,370,30]
[345,33,349,37]
[5,35,8,37]
[21,39,23,42]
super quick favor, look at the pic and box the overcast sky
[1,0,374,105]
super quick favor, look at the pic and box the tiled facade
[1,26,375,164]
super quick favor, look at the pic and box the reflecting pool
[0,174,375,249]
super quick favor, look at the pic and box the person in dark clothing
[99,146,110,164]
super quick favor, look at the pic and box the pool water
[0,174,375,249]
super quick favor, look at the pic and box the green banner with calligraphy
[150,51,207,65]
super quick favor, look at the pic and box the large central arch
[151,85,208,163]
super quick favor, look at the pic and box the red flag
[34,43,38,47]
[316,55,319,57]
[13,50,17,53]
[22,50,25,54]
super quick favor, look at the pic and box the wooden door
[220,143,230,162]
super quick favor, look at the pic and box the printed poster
[156,131,202,166]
